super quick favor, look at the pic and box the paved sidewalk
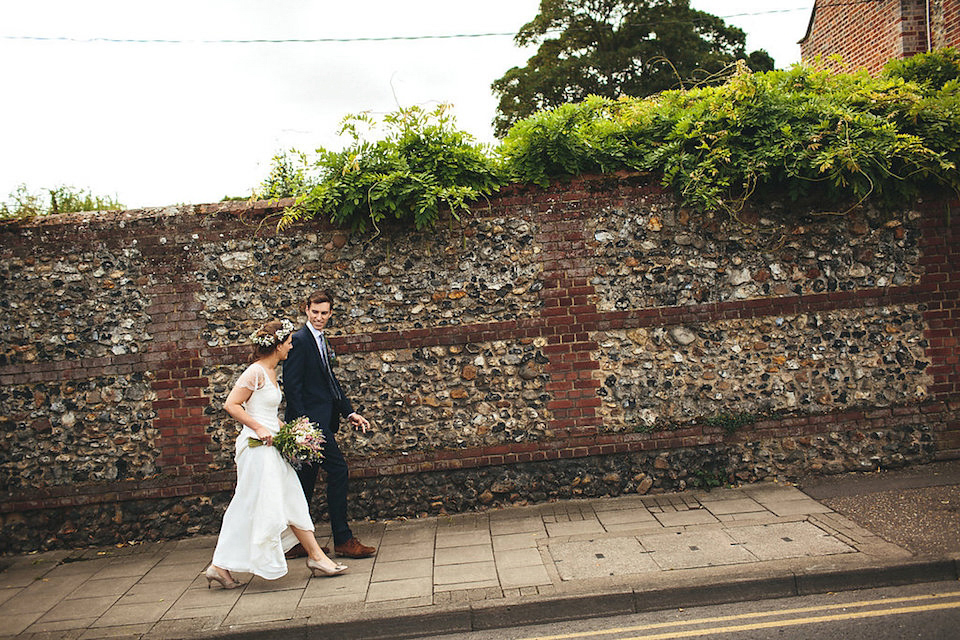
[1,482,958,639]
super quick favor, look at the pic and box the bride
[205,319,347,589]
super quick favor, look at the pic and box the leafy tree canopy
[491,0,774,137]
[0,184,124,220]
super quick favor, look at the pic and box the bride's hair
[250,319,295,360]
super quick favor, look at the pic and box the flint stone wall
[1,174,958,552]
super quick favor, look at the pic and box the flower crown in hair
[250,319,295,348]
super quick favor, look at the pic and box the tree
[0,184,124,219]
[491,0,774,137]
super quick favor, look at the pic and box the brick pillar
[537,186,603,435]
[145,284,213,476]
[920,199,960,455]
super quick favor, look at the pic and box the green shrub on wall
[265,50,960,232]
[275,105,504,233]
[501,59,960,215]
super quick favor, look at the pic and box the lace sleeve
[234,364,266,392]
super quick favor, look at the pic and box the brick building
[800,0,960,74]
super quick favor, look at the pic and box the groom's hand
[348,412,370,433]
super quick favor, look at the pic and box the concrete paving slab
[437,513,488,530]
[595,508,659,526]
[35,595,119,623]
[242,571,310,594]
[0,612,43,636]
[601,521,672,535]
[80,622,153,638]
[434,579,501,593]
[435,544,493,565]
[489,517,547,536]
[376,541,435,562]
[118,580,193,609]
[64,576,138,600]
[699,497,765,515]
[1,574,89,614]
[690,487,750,500]
[435,530,490,549]
[44,558,112,578]
[764,499,835,517]
[25,615,101,635]
[92,557,161,580]
[147,616,227,638]
[153,548,212,568]
[1,551,70,572]
[365,576,432,602]
[299,572,368,607]
[640,529,756,570]
[496,564,552,589]
[592,494,657,511]
[542,504,597,521]
[0,567,53,590]
[544,519,606,537]
[492,532,541,551]
[653,509,721,527]
[742,484,808,499]
[139,562,206,584]
[90,600,172,628]
[0,588,20,607]
[548,537,658,580]
[221,588,300,626]
[493,547,543,568]
[166,582,242,616]
[160,602,233,621]
[380,523,437,545]
[716,511,773,522]
[434,562,497,586]
[371,557,433,582]
[729,521,855,560]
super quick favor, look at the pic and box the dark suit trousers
[296,427,352,545]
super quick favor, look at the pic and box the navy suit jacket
[283,325,354,433]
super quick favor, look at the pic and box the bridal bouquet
[248,416,325,469]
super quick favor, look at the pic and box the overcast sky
[0,1,815,210]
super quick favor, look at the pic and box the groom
[283,289,376,559]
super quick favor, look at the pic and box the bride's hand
[255,430,273,446]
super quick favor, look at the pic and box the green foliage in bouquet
[248,416,325,470]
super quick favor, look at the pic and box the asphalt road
[427,581,960,640]
[799,458,960,558]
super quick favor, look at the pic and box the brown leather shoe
[284,543,330,558]
[334,537,376,558]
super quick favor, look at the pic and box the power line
[0,7,814,45]
[0,32,520,44]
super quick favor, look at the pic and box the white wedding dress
[211,363,314,579]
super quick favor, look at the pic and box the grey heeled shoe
[306,557,348,577]
[205,564,243,589]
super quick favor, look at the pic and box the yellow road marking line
[616,600,960,639]
[521,591,960,640]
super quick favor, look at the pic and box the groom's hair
[303,289,334,311]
